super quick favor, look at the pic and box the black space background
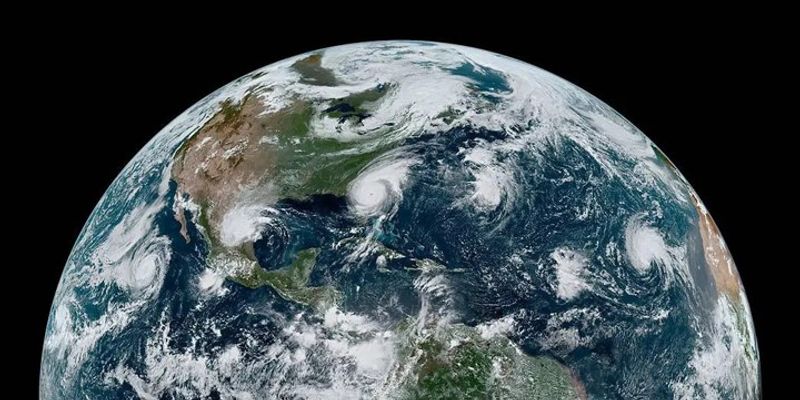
[15,15,788,398]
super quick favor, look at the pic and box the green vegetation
[279,145,386,198]
[270,100,393,199]
[396,325,580,400]
[172,96,394,301]
[219,97,247,126]
[171,75,400,301]
[732,301,758,366]
[493,351,582,400]
[272,103,314,138]
[229,248,339,310]
[408,338,493,399]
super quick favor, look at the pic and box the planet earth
[41,41,759,399]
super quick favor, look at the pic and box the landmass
[689,192,742,301]
[230,247,339,311]
[291,53,339,86]
[169,63,396,307]
[393,323,585,399]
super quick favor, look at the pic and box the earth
[40,41,760,399]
